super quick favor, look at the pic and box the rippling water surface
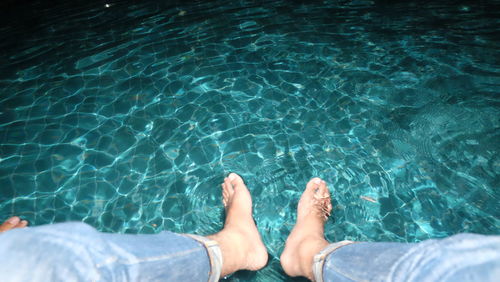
[1,0,499,280]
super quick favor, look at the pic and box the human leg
[207,172,268,277]
[0,222,214,281]
[0,173,267,281]
[315,233,500,282]
[0,216,28,232]
[280,178,500,282]
[280,177,332,280]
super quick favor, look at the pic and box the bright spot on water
[459,6,470,12]
[145,121,154,132]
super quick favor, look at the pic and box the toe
[227,173,249,195]
[315,180,332,218]
[305,177,322,195]
[222,180,233,206]
[0,216,21,232]
[17,220,28,228]
[222,186,229,202]
[224,177,235,193]
[227,173,245,188]
[316,180,330,198]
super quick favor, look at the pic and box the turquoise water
[1,0,499,280]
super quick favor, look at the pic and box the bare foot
[280,178,332,280]
[0,216,28,233]
[207,173,268,277]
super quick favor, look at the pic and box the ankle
[208,231,240,275]
[209,228,249,270]
[298,236,329,280]
[281,235,328,280]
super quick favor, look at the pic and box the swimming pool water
[1,0,499,280]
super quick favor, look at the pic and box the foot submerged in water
[280,177,332,280]
[208,173,268,277]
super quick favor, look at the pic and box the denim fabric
[319,233,500,282]
[0,222,213,282]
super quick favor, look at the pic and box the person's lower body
[280,178,500,282]
[0,222,220,281]
[2,176,499,282]
[312,233,500,282]
[0,173,268,282]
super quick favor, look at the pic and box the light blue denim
[1,223,499,282]
[0,222,220,282]
[314,233,500,282]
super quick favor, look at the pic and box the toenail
[228,173,236,180]
[321,180,326,184]
[313,178,321,184]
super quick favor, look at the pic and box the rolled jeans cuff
[312,240,355,282]
[183,234,223,282]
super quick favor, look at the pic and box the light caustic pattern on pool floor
[0,0,499,280]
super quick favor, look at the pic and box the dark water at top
[0,0,499,280]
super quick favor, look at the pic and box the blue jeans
[0,222,498,281]
[313,234,500,282]
[0,222,222,282]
